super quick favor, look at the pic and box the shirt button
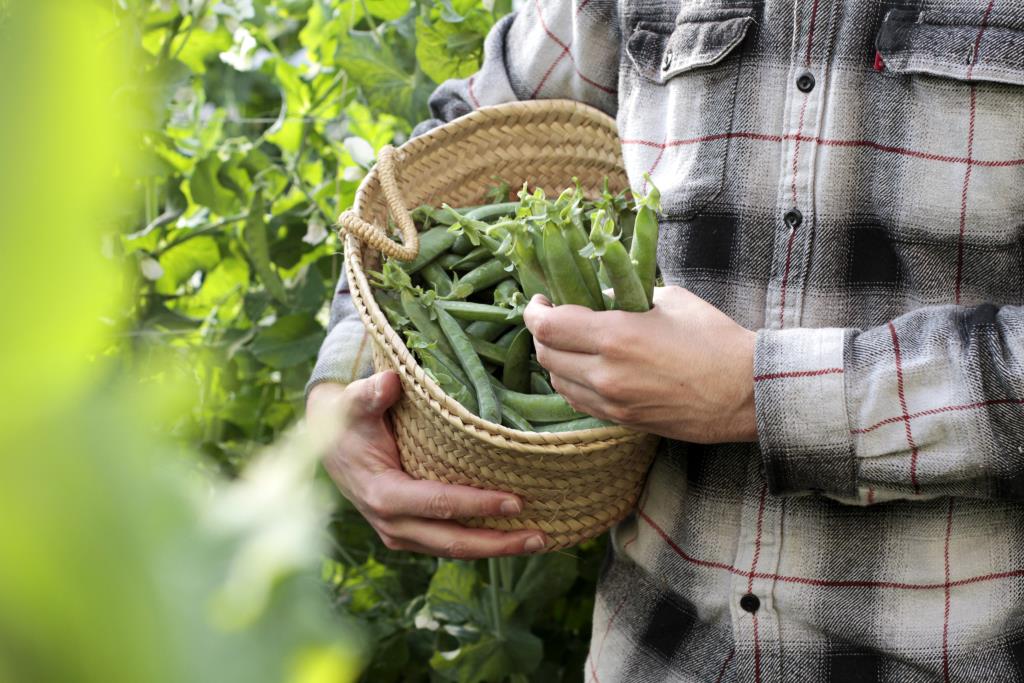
[740,593,761,613]
[784,209,803,228]
[796,72,815,93]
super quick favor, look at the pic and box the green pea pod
[468,336,507,365]
[563,230,605,310]
[500,404,534,432]
[412,204,459,226]
[490,380,585,423]
[450,245,491,270]
[401,288,455,358]
[536,416,615,432]
[465,320,509,342]
[455,259,509,295]
[419,261,453,296]
[465,201,520,222]
[435,305,501,424]
[530,372,554,395]
[495,326,520,348]
[630,174,661,305]
[451,233,475,255]
[420,345,473,388]
[618,208,636,252]
[400,226,458,274]
[436,300,524,325]
[501,220,549,298]
[435,252,462,270]
[538,220,586,306]
[582,210,650,313]
[502,327,532,393]
[419,350,478,414]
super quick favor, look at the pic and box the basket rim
[344,99,651,451]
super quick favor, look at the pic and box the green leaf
[429,627,542,683]
[365,0,411,21]
[343,101,402,151]
[250,314,324,369]
[241,190,289,304]
[337,32,433,124]
[415,0,490,83]
[173,256,250,319]
[190,153,241,216]
[426,561,481,624]
[155,235,221,294]
[513,554,578,620]
[173,23,233,74]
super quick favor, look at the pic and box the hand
[306,372,547,557]
[524,287,758,444]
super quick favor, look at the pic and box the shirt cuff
[753,327,857,497]
[304,318,374,399]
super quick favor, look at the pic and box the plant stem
[155,212,250,255]
[487,557,504,639]
[171,0,211,61]
[499,557,514,592]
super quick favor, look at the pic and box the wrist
[730,329,758,442]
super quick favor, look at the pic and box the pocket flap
[627,6,755,84]
[876,8,1024,86]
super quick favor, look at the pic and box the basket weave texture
[341,100,659,550]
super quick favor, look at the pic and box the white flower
[213,0,255,21]
[341,166,365,183]
[343,136,375,168]
[302,217,328,245]
[140,257,165,281]
[219,27,258,71]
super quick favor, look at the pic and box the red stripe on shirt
[532,0,617,95]
[851,398,1024,435]
[638,509,1024,590]
[942,498,956,683]
[888,322,921,493]
[620,132,1024,167]
[754,367,844,382]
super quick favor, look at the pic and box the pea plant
[112,1,605,680]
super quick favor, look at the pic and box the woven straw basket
[338,99,658,550]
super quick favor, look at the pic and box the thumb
[348,370,402,420]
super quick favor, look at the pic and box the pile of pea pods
[371,177,660,433]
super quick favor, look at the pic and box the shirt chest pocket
[873,8,1024,229]
[618,4,756,218]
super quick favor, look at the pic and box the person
[305,1,1024,680]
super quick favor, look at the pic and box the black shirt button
[740,593,761,613]
[796,72,815,93]
[784,209,803,228]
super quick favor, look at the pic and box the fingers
[381,517,547,558]
[524,295,608,353]
[549,373,609,419]
[364,469,524,520]
[346,371,402,420]
[533,341,599,386]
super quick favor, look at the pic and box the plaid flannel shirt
[310,1,1024,680]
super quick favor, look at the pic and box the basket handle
[336,145,420,262]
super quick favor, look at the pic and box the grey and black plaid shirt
[310,1,1024,680]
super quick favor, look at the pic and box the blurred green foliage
[0,1,360,682]
[106,1,605,681]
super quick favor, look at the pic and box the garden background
[0,1,605,682]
